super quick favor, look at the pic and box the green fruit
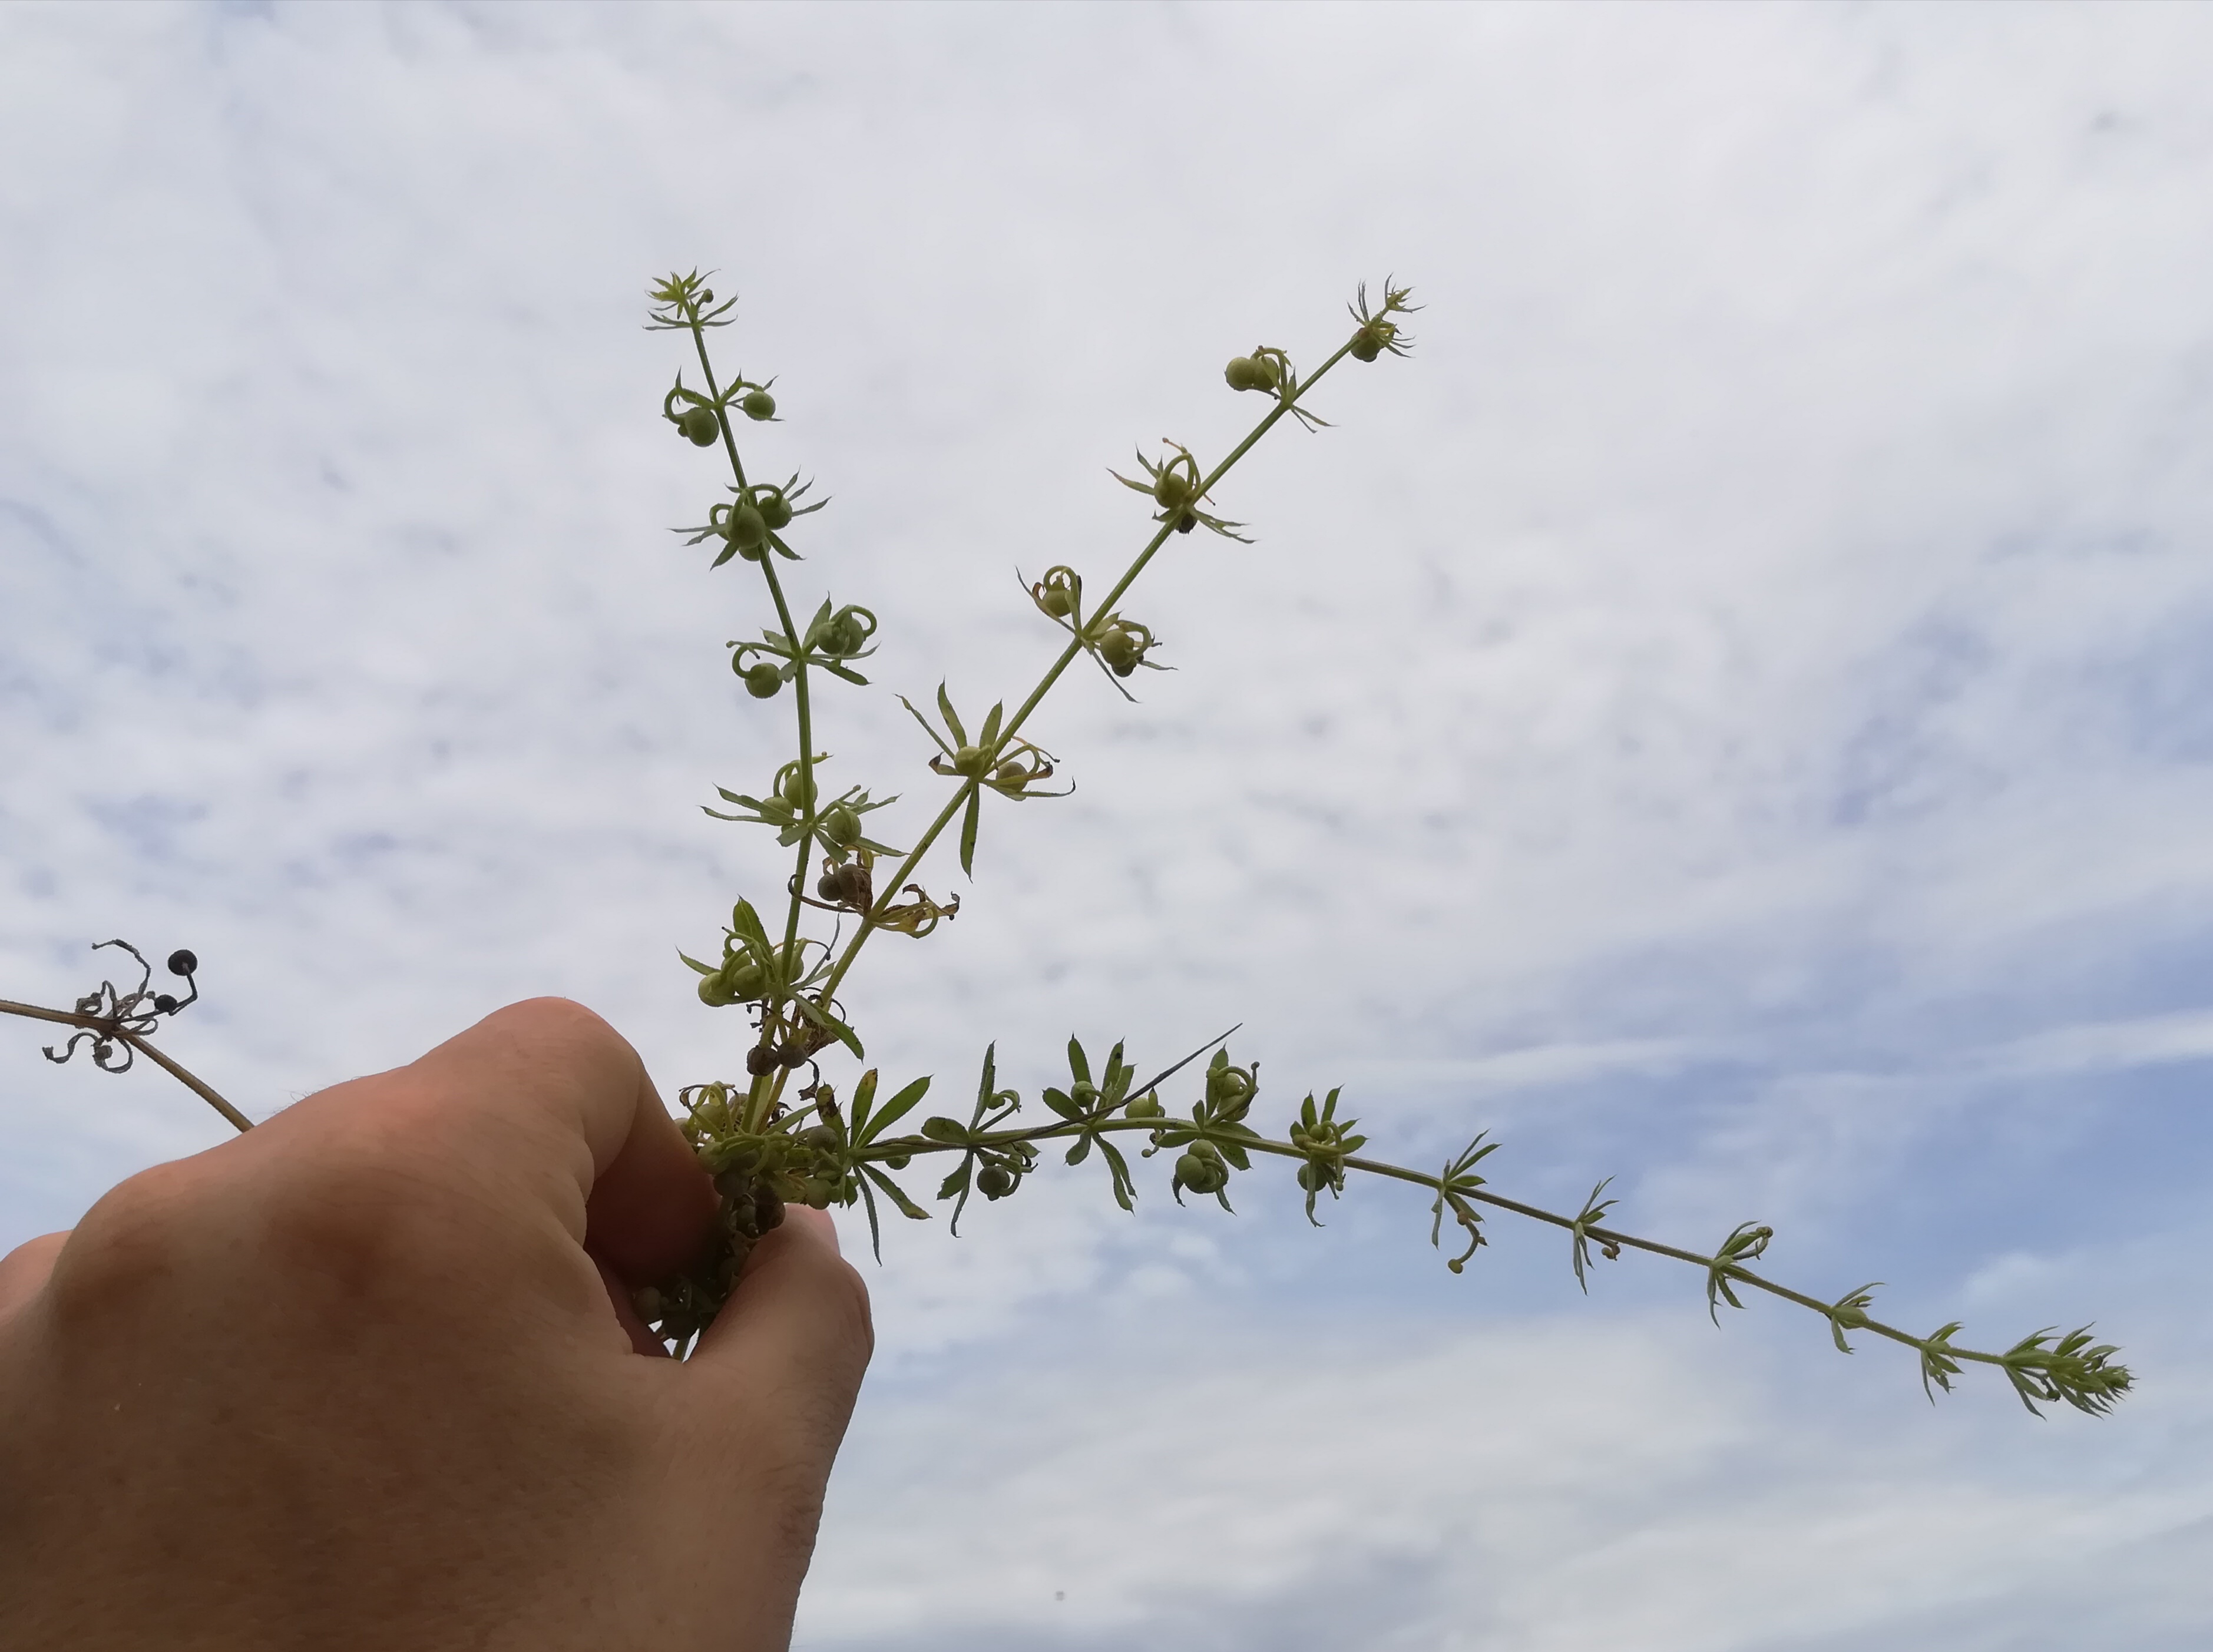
[1099,628,1142,676]
[822,803,862,848]
[742,389,777,421]
[952,744,991,778]
[978,1164,1016,1199]
[1040,585,1074,617]
[1351,325,1392,362]
[677,405,720,445]
[743,662,782,698]
[758,490,794,530]
[1153,468,1195,511]
[798,1124,841,1152]
[1224,355,1275,393]
[698,971,740,1007]
[726,502,768,551]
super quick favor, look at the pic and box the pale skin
[0,998,874,1651]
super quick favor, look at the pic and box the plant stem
[814,338,1361,1013]
[684,302,821,1129]
[827,1111,2056,1384]
[0,999,251,1134]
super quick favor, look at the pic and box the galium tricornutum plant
[5,272,2132,1419]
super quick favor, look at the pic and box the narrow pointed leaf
[859,1075,931,1144]
[792,997,865,1059]
[960,787,981,876]
[864,1164,931,1221]
[898,695,955,757]
[937,682,966,747]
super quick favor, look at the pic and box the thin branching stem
[819,1111,2105,1395]
[1,998,251,1134]
[811,338,1359,1014]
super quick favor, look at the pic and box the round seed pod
[822,613,867,656]
[1297,1162,1325,1191]
[1099,628,1142,676]
[1040,585,1074,617]
[631,1286,666,1323]
[952,744,991,778]
[1153,468,1195,511]
[776,1039,813,1068]
[746,1043,779,1076]
[698,971,740,1008]
[818,863,866,906]
[743,662,783,699]
[166,949,198,976]
[798,1124,840,1152]
[884,1153,911,1170]
[1175,1150,1209,1186]
[822,803,862,848]
[153,994,178,1014]
[1124,1092,1163,1118]
[995,760,1027,786]
[1207,1064,1253,1110]
[978,1164,1016,1198]
[755,1188,786,1230]
[779,765,816,810]
[678,405,720,445]
[757,490,794,531]
[1350,326,1391,363]
[1224,355,1275,392]
[726,502,768,552]
[742,389,777,421]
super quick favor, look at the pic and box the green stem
[826,1113,2065,1382]
[814,339,1361,1012]
[686,303,819,1130]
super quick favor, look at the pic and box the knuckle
[45,1160,206,1323]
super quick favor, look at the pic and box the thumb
[686,1206,874,1487]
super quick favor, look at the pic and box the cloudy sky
[6,3,2213,1646]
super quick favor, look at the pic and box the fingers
[0,1231,67,1324]
[582,1082,721,1285]
[687,1206,873,1474]
[240,998,717,1328]
[313,998,714,1262]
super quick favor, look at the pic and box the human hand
[0,998,873,1651]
